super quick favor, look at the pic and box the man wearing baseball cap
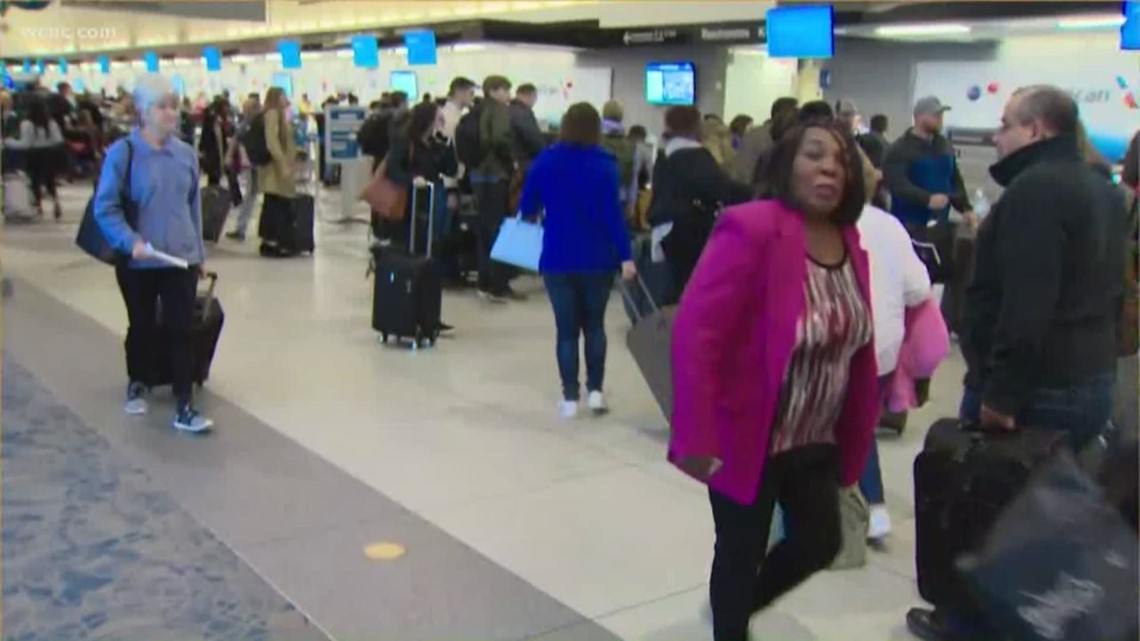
[883,95,974,232]
[883,96,975,336]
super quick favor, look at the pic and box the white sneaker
[558,399,579,420]
[173,407,214,434]
[868,505,892,541]
[124,382,149,415]
[587,391,609,415]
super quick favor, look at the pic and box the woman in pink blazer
[669,119,879,641]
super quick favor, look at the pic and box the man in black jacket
[906,84,1126,641]
[509,83,546,175]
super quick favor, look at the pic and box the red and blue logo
[1115,75,1138,109]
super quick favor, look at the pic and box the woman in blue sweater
[94,74,212,434]
[518,102,636,419]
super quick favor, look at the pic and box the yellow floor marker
[363,541,406,561]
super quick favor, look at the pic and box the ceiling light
[1057,15,1126,30]
[874,23,971,37]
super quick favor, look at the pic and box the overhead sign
[325,105,367,164]
[143,50,159,72]
[404,29,437,65]
[203,46,222,72]
[351,34,379,68]
[620,22,765,47]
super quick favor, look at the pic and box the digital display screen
[390,70,418,99]
[272,71,293,98]
[766,4,835,59]
[645,62,695,106]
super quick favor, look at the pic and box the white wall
[821,33,1140,160]
[575,44,730,136]
[722,47,797,124]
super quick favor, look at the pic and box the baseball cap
[913,96,951,116]
[836,98,858,116]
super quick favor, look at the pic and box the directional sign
[325,105,367,164]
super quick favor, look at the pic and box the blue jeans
[959,373,1115,450]
[857,375,891,506]
[544,271,614,401]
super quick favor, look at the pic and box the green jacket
[476,99,513,179]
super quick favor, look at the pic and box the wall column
[794,58,822,102]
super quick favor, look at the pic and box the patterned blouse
[769,253,873,454]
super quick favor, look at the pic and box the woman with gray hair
[93,73,213,434]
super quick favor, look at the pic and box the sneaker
[173,407,214,434]
[868,504,892,541]
[587,391,609,415]
[558,399,579,420]
[479,290,508,304]
[439,322,455,334]
[124,382,149,415]
[225,231,246,242]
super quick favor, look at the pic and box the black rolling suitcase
[371,184,442,348]
[291,193,316,254]
[200,185,230,243]
[913,418,1066,612]
[152,272,224,387]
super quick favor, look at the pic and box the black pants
[709,446,842,641]
[661,214,715,304]
[27,147,59,206]
[473,178,511,295]
[115,265,198,405]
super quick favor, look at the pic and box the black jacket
[384,131,459,187]
[962,135,1126,416]
[509,99,546,166]
[646,146,752,228]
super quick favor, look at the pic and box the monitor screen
[271,71,293,98]
[390,70,418,100]
[645,62,695,106]
[766,4,835,59]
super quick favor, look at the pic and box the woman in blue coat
[517,102,637,419]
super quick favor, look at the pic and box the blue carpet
[2,357,328,641]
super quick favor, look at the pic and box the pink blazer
[886,298,950,412]
[668,200,880,506]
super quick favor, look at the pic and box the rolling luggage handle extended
[200,271,219,310]
[409,182,436,258]
[618,273,661,324]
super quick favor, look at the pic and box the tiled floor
[3,182,972,640]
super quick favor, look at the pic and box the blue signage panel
[143,51,159,72]
[278,39,302,69]
[351,34,379,68]
[1123,0,1140,50]
[203,46,222,71]
[97,55,110,74]
[22,59,31,74]
[57,57,67,75]
[404,29,437,66]
[766,4,834,59]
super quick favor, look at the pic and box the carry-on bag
[957,447,1138,641]
[3,171,34,220]
[913,418,1067,612]
[372,183,442,348]
[77,140,135,265]
[360,157,407,222]
[200,185,231,243]
[291,193,316,254]
[620,276,676,419]
[152,271,224,388]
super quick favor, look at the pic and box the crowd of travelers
[3,69,1138,641]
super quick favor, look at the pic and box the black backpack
[240,112,271,165]
[454,103,484,167]
[358,112,392,158]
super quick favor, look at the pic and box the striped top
[769,254,873,454]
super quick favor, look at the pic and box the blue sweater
[518,143,632,273]
[94,128,204,269]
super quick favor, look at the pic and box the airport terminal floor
[3,182,964,641]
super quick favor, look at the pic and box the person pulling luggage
[382,101,460,333]
[93,73,213,434]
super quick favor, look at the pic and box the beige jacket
[258,108,297,197]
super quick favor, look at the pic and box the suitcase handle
[408,182,437,257]
[618,273,660,323]
[200,271,218,309]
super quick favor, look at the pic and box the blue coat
[518,142,632,273]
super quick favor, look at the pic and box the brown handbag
[360,158,407,222]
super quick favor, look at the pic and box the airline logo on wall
[966,77,1138,110]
